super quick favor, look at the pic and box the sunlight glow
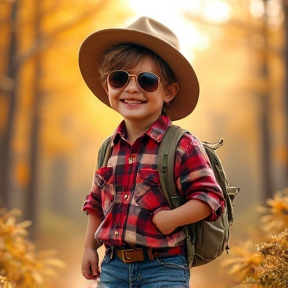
[127,0,203,61]
[202,0,232,24]
[248,0,283,29]
[126,0,232,62]
[266,0,284,29]
[249,0,265,18]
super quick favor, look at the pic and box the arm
[153,199,211,235]
[153,133,223,235]
[81,213,103,280]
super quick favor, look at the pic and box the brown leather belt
[115,246,185,263]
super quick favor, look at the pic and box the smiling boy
[79,17,224,288]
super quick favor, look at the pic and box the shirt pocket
[95,166,115,215]
[134,168,167,212]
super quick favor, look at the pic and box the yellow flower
[257,189,288,234]
[222,240,264,281]
[0,207,66,287]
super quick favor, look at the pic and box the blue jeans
[97,249,190,288]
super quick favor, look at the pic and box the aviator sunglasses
[107,70,163,93]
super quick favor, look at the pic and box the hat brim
[79,28,199,121]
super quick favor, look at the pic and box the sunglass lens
[109,71,128,88]
[138,72,158,92]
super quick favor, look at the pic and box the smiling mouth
[123,99,143,104]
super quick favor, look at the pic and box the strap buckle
[120,248,145,263]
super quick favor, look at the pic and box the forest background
[1,0,288,287]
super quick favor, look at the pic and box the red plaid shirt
[83,115,224,249]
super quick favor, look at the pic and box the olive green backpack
[97,125,239,268]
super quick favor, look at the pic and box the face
[105,57,178,128]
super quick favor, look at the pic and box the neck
[124,117,159,144]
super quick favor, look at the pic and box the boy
[79,17,224,288]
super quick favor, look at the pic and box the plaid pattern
[83,115,224,249]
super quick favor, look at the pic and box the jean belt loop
[110,246,115,259]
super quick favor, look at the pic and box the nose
[125,75,138,92]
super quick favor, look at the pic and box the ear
[164,82,179,103]
[102,82,109,95]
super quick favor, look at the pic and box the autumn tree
[0,0,129,238]
[184,0,288,200]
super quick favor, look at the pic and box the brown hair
[99,44,177,89]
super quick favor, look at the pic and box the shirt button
[124,194,128,200]
[115,231,119,237]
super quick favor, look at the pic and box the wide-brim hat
[79,16,199,121]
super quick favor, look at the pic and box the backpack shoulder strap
[97,136,112,169]
[158,125,187,208]
[158,125,197,267]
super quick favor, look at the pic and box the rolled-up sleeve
[82,171,104,219]
[175,133,225,221]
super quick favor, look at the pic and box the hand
[152,209,177,235]
[81,248,100,280]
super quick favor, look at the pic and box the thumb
[91,263,100,278]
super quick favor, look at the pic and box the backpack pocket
[190,212,229,267]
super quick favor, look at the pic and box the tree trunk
[260,0,273,200]
[282,1,288,189]
[23,0,42,240]
[0,0,22,208]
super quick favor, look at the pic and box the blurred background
[1,0,288,287]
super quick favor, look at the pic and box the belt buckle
[121,248,145,263]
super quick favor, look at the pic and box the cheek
[107,89,121,107]
[156,89,169,104]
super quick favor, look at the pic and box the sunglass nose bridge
[125,74,139,89]
[127,74,137,83]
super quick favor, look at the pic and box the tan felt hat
[79,16,200,121]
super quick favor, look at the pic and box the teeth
[124,100,142,104]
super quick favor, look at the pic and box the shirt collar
[111,114,172,145]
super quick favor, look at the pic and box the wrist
[94,239,103,250]
[85,239,103,251]
[170,209,181,229]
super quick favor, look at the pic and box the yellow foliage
[222,240,264,281]
[258,188,288,234]
[0,276,12,288]
[222,188,288,288]
[0,208,66,288]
